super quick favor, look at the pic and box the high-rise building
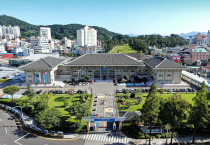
[77,25,97,46]
[39,27,51,40]
[0,25,20,40]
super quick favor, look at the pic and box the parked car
[36,90,42,94]
[117,89,122,93]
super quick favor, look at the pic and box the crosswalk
[83,134,129,144]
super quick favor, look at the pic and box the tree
[141,81,160,145]
[26,85,36,104]
[35,108,61,129]
[159,94,190,144]
[3,86,20,101]
[123,75,129,80]
[85,76,90,81]
[69,102,90,122]
[130,93,135,98]
[159,88,165,96]
[123,89,129,99]
[126,101,132,108]
[189,82,209,143]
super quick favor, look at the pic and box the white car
[118,89,122,93]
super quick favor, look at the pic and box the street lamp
[14,106,23,117]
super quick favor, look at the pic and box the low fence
[0,103,64,138]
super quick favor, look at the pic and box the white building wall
[77,25,97,46]
[39,27,51,40]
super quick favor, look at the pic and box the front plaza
[20,53,186,85]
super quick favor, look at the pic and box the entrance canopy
[83,117,126,122]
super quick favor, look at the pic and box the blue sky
[0,0,210,35]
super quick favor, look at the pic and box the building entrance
[83,117,126,132]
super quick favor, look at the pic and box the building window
[28,75,32,77]
[27,70,32,72]
[28,80,32,83]
[124,70,128,73]
[131,70,135,72]
[59,70,62,72]
[159,74,163,77]
[167,74,171,77]
[88,70,92,72]
[73,75,78,78]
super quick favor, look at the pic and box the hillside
[0,15,121,40]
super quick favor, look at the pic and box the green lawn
[116,93,196,112]
[109,44,138,54]
[0,93,92,124]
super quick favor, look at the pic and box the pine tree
[189,82,209,143]
[141,81,160,145]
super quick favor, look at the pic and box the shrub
[161,133,166,138]
[63,99,69,107]
[156,134,161,139]
[136,97,142,103]
[130,93,135,98]
[134,76,139,81]
[145,134,150,138]
[121,102,126,105]
[139,134,145,139]
[63,80,67,83]
[123,75,129,80]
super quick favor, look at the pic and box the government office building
[20,53,186,85]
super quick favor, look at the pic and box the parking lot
[116,87,196,93]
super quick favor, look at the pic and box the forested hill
[0,15,188,53]
[0,15,122,40]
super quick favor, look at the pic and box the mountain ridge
[0,15,122,40]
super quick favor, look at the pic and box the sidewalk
[130,136,210,145]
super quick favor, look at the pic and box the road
[0,109,85,145]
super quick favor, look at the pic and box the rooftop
[144,56,186,69]
[67,53,144,66]
[192,48,208,53]
[19,56,66,70]
[21,53,60,61]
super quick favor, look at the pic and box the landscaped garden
[116,91,196,112]
[0,86,93,132]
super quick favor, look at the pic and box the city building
[166,53,182,63]
[0,45,6,53]
[190,47,208,63]
[22,48,34,56]
[10,47,23,56]
[207,30,210,45]
[0,53,14,59]
[39,27,51,40]
[180,52,191,64]
[77,25,97,46]
[20,57,66,84]
[0,25,20,40]
[20,54,186,85]
[144,56,186,84]
[33,47,50,54]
